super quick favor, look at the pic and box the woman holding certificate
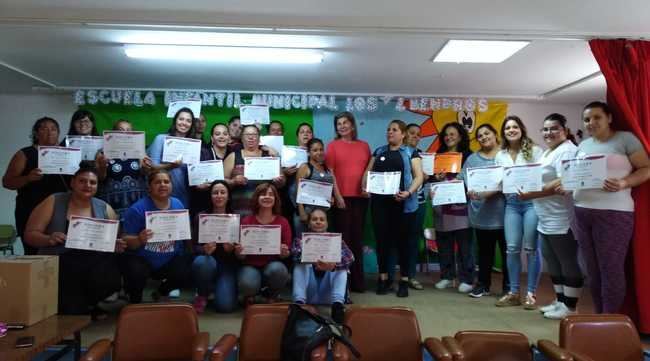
[23,164,124,317]
[96,119,148,220]
[292,209,354,323]
[461,124,509,299]
[325,112,371,293]
[430,123,474,294]
[363,119,424,297]
[494,116,544,309]
[295,138,345,235]
[236,183,292,303]
[190,123,232,218]
[147,107,197,208]
[224,124,285,217]
[571,102,650,314]
[191,180,239,313]
[515,113,583,319]
[3,117,68,255]
[121,170,193,303]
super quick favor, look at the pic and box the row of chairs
[81,303,650,361]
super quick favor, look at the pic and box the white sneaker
[539,300,560,313]
[435,279,453,289]
[169,289,181,298]
[458,283,473,293]
[544,303,575,320]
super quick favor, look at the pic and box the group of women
[2,101,649,323]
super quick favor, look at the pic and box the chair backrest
[238,303,317,361]
[344,307,422,361]
[454,330,532,361]
[560,314,643,361]
[113,303,200,361]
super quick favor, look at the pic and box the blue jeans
[504,196,541,294]
[191,255,238,313]
[292,264,348,305]
[238,261,289,297]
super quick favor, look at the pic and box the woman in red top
[236,183,292,302]
[325,111,371,292]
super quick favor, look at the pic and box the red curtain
[589,39,650,332]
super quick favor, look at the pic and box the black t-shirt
[371,148,420,193]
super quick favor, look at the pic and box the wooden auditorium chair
[537,314,650,361]
[80,303,209,361]
[331,306,451,361]
[211,303,327,361]
[442,330,534,361]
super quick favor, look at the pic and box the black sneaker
[396,280,409,298]
[331,302,345,324]
[469,286,490,298]
[376,279,390,295]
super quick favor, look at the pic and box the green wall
[82,93,313,146]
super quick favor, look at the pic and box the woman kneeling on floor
[24,163,125,318]
[292,208,354,323]
[236,183,292,304]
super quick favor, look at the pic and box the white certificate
[244,157,281,180]
[260,135,284,155]
[240,225,281,255]
[420,152,435,176]
[188,160,225,186]
[162,136,202,164]
[167,100,202,118]
[65,216,119,253]
[66,136,104,161]
[103,131,146,159]
[366,171,401,195]
[300,233,342,263]
[296,179,333,208]
[561,155,607,190]
[281,146,308,167]
[37,146,82,175]
[431,180,467,206]
[502,164,543,193]
[198,214,240,244]
[240,105,270,125]
[466,165,504,192]
[145,210,191,243]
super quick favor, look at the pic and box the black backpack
[281,303,361,361]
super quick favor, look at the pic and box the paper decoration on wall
[73,89,489,112]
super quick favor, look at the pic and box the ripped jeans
[504,196,541,294]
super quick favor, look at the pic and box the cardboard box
[0,256,58,325]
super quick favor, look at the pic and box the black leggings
[540,230,583,289]
[475,228,509,292]
[371,197,411,278]
[58,250,122,314]
[119,253,193,303]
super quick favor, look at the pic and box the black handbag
[281,303,361,361]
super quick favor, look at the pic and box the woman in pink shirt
[325,112,371,292]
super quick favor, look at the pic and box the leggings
[573,207,634,313]
[540,230,583,308]
[371,196,411,278]
[58,250,122,314]
[475,228,509,292]
[334,197,368,291]
[120,253,193,303]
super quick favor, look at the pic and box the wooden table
[0,315,91,361]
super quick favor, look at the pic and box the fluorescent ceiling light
[119,31,325,48]
[433,40,529,63]
[123,44,324,64]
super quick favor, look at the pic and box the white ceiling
[2,0,645,103]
